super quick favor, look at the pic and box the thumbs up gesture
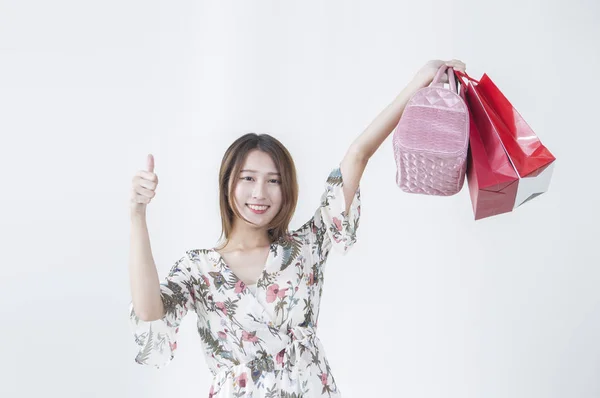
[131,154,159,213]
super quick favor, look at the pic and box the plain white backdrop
[1,0,598,397]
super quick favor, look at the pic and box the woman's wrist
[410,73,433,89]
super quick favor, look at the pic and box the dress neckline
[210,242,277,287]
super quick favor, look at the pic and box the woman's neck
[221,224,271,252]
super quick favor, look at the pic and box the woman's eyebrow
[240,169,281,175]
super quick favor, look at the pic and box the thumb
[146,154,155,173]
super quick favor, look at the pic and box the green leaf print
[198,326,239,365]
[326,168,343,186]
[135,325,154,364]
[281,391,304,398]
[161,280,187,319]
[224,298,239,318]
[280,236,303,271]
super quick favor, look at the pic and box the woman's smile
[247,204,270,214]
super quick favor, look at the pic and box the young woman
[129,59,467,397]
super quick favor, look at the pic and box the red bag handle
[455,70,480,85]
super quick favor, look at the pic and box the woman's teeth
[247,204,269,211]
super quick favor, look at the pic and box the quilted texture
[392,66,469,196]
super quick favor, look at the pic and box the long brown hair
[215,133,298,249]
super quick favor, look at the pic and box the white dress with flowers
[129,165,361,397]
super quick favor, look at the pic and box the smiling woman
[216,133,299,250]
[129,132,363,396]
[127,59,467,397]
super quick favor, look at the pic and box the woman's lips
[246,204,270,214]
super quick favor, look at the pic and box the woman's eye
[239,176,279,184]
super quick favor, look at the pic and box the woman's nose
[252,182,266,198]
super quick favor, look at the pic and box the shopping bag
[457,71,556,209]
[458,77,520,220]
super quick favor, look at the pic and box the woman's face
[230,149,283,228]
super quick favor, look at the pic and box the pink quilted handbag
[392,65,469,196]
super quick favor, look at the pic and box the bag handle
[453,70,480,98]
[455,70,480,84]
[431,65,458,93]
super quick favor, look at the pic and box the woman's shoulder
[170,248,224,279]
[276,225,313,251]
[181,248,221,268]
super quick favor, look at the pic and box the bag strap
[455,70,480,84]
[431,65,458,93]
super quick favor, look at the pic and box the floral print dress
[129,165,361,397]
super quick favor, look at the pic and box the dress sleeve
[128,253,198,368]
[307,165,361,258]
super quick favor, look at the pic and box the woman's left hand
[413,59,467,87]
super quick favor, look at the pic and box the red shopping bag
[457,71,556,209]
[458,77,519,220]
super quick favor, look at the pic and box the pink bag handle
[431,65,458,93]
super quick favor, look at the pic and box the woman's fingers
[134,185,156,199]
[131,155,159,208]
[133,175,157,190]
[446,59,466,72]
[147,154,155,173]
[135,170,158,183]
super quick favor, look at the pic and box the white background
[1,1,599,397]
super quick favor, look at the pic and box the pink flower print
[209,385,215,398]
[321,372,328,385]
[266,284,280,303]
[202,275,210,286]
[215,302,227,315]
[267,284,289,303]
[278,287,288,298]
[242,330,259,343]
[276,349,285,365]
[217,331,227,341]
[308,273,314,286]
[235,280,246,294]
[332,217,342,231]
[312,224,318,235]
[236,372,247,388]
[169,341,177,351]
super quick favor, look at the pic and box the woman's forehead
[240,150,279,174]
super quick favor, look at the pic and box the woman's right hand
[131,154,159,214]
